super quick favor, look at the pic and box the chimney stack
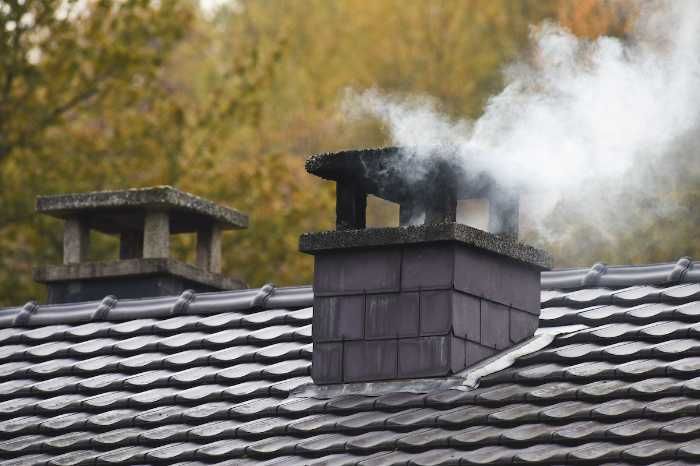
[34,186,248,303]
[301,148,551,384]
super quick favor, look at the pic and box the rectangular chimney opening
[366,195,399,228]
[171,233,195,264]
[90,231,120,262]
[457,199,489,231]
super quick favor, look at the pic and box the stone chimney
[300,148,551,384]
[34,186,248,304]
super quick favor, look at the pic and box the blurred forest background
[0,0,697,305]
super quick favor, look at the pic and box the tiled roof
[1,260,700,465]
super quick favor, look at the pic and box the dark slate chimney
[300,148,551,384]
[34,186,248,304]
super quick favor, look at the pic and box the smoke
[343,0,700,254]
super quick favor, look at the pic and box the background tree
[1,0,696,306]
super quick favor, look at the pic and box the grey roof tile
[195,438,248,459]
[93,427,143,447]
[0,454,52,466]
[188,420,241,441]
[0,269,698,464]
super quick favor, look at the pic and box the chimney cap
[34,186,247,303]
[306,147,506,204]
[307,147,521,236]
[36,185,248,234]
[301,222,552,270]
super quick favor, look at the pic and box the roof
[0,259,699,465]
[36,186,248,233]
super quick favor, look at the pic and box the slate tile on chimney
[454,246,540,312]
[510,309,539,344]
[401,244,454,290]
[365,293,419,339]
[480,300,510,349]
[420,291,452,336]
[467,341,496,366]
[343,340,397,382]
[398,336,449,378]
[314,249,401,294]
[452,292,481,341]
[313,296,364,342]
[450,336,467,373]
[311,343,343,384]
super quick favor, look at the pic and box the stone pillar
[197,224,222,273]
[143,211,170,258]
[336,181,366,230]
[63,217,90,264]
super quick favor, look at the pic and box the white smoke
[343,0,700,250]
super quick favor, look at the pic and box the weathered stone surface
[34,258,245,290]
[300,223,551,269]
[196,225,222,273]
[63,217,89,265]
[37,186,248,234]
[36,186,248,304]
[143,211,170,259]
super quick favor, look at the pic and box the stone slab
[300,223,551,270]
[37,186,248,234]
[33,258,245,291]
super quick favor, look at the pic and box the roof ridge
[0,285,313,328]
[542,256,698,290]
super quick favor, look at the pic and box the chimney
[34,186,248,304]
[300,148,551,384]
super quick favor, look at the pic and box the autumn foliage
[0,0,695,305]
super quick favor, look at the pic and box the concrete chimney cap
[306,147,522,236]
[36,185,248,234]
[306,146,514,204]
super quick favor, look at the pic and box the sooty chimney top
[34,186,248,304]
[302,147,551,384]
[306,146,520,237]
